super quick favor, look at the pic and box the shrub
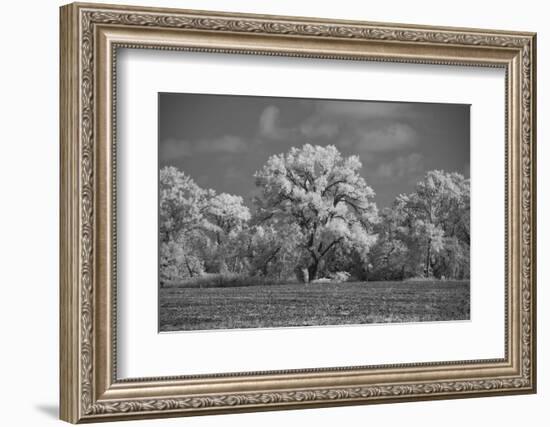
[172,273,291,288]
[329,271,351,283]
[160,241,204,287]
[311,278,332,284]
[310,272,351,284]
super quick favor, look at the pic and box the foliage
[164,272,283,289]
[370,170,470,280]
[204,193,251,243]
[159,166,251,286]
[159,241,204,285]
[159,166,210,243]
[245,224,302,279]
[159,146,470,286]
[253,144,378,280]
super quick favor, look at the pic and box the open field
[159,280,470,332]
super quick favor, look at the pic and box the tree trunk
[308,261,319,282]
[184,258,194,277]
[425,241,431,278]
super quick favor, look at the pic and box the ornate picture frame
[60,2,536,423]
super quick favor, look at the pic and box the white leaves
[373,170,470,279]
[160,149,470,283]
[207,193,251,233]
[253,144,379,274]
[159,166,208,241]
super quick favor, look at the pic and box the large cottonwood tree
[253,144,378,281]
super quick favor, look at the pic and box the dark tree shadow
[35,404,58,419]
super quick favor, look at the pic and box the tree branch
[320,237,344,257]
[322,179,347,196]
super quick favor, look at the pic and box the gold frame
[60,2,537,423]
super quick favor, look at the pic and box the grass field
[159,280,470,332]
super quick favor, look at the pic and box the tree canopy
[159,145,470,286]
[370,170,470,280]
[253,144,378,280]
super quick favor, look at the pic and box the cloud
[160,135,247,162]
[375,153,424,178]
[199,135,247,154]
[356,123,417,152]
[299,119,340,139]
[159,137,192,162]
[291,101,420,152]
[317,101,407,120]
[258,105,284,139]
[259,104,325,141]
[256,101,419,151]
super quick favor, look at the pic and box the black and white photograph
[158,93,471,332]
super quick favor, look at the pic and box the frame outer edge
[60,3,81,424]
[529,33,537,393]
[59,2,537,422]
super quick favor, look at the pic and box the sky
[159,93,469,209]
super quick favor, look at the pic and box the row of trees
[160,144,470,286]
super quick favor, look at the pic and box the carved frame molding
[60,2,536,423]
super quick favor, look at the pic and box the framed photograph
[60,2,536,423]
